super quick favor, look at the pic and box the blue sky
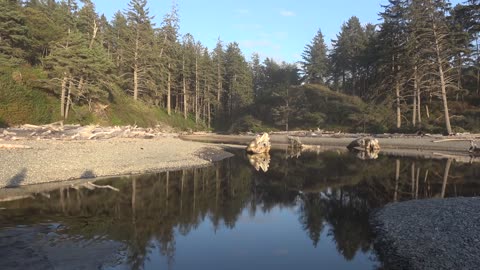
[94,0,463,63]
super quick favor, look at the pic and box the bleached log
[86,182,120,192]
[433,138,473,143]
[0,144,32,149]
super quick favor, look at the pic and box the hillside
[0,68,204,131]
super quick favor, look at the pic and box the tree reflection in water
[1,150,479,269]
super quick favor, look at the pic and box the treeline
[0,0,253,128]
[300,0,480,133]
[1,0,479,133]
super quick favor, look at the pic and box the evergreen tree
[211,38,225,121]
[157,3,180,114]
[124,0,155,100]
[377,0,409,129]
[0,0,30,66]
[410,0,457,134]
[301,29,328,84]
[223,42,253,122]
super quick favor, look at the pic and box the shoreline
[180,133,479,153]
[0,136,233,189]
[1,132,478,192]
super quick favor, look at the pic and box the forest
[0,0,479,134]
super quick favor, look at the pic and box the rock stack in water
[246,133,271,154]
[347,137,380,159]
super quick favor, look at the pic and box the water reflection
[1,150,480,269]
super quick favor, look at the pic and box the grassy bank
[0,67,204,131]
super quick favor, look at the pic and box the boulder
[347,137,380,152]
[246,133,271,154]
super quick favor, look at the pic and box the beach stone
[371,197,480,270]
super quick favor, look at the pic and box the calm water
[1,149,480,269]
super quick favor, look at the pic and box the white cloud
[280,10,296,17]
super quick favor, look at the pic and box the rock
[246,133,271,154]
[347,137,380,152]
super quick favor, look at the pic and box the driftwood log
[469,141,480,155]
[0,123,172,141]
[246,133,271,154]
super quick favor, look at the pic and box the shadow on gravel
[80,170,96,179]
[6,168,27,188]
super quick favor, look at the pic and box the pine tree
[211,38,225,121]
[410,0,457,134]
[0,0,30,66]
[377,0,409,129]
[124,0,155,100]
[157,3,179,115]
[301,29,328,84]
[224,42,253,122]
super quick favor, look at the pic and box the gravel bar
[0,137,232,188]
[371,197,480,270]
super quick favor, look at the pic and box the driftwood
[0,144,32,149]
[247,153,271,172]
[469,141,480,155]
[246,133,271,154]
[0,123,172,141]
[433,139,480,155]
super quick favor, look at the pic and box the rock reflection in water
[0,150,479,269]
[247,153,271,172]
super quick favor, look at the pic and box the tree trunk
[285,88,289,132]
[433,26,452,134]
[60,74,68,118]
[65,78,73,120]
[207,98,211,128]
[167,62,171,116]
[195,55,199,124]
[396,78,401,129]
[417,66,422,125]
[476,34,479,95]
[182,56,188,119]
[133,31,139,100]
[413,66,418,127]
[89,19,98,49]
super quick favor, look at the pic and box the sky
[93,0,464,63]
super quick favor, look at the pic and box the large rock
[347,137,380,152]
[246,133,271,154]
